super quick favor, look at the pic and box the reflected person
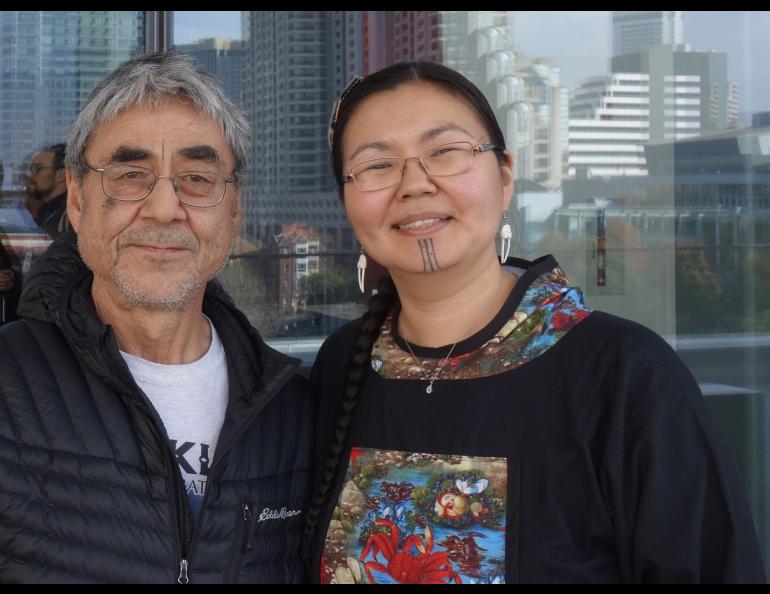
[24,143,71,238]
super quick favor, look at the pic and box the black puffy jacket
[0,232,315,583]
[0,234,21,324]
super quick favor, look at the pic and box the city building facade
[612,11,684,57]
[0,11,144,190]
[568,45,739,178]
[241,11,353,248]
[173,37,246,106]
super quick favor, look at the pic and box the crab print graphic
[321,449,507,585]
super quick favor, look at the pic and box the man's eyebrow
[177,145,222,165]
[108,146,152,163]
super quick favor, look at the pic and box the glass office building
[0,11,144,189]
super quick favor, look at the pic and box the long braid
[302,274,398,572]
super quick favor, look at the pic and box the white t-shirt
[120,317,228,524]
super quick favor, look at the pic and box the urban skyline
[174,11,770,120]
[612,11,684,57]
[2,11,762,194]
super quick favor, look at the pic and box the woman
[303,62,765,584]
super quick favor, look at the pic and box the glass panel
[1,11,145,323]
[173,12,767,572]
[511,12,770,571]
[0,7,766,579]
[142,11,770,568]
[173,11,367,359]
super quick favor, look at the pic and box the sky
[174,11,241,45]
[514,11,770,118]
[173,11,770,118]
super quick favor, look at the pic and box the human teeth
[398,218,444,230]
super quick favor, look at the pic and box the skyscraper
[568,45,738,178]
[361,11,441,75]
[361,11,565,187]
[361,11,512,85]
[241,11,558,244]
[0,11,145,189]
[612,11,684,57]
[241,11,358,248]
[490,57,567,188]
[440,11,512,86]
[568,73,652,177]
[613,45,738,138]
[174,37,246,106]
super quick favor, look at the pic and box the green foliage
[216,258,280,333]
[731,249,770,332]
[677,248,770,333]
[675,249,725,334]
[302,268,359,305]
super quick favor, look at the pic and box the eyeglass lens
[350,141,475,191]
[102,164,226,206]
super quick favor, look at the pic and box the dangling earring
[357,248,367,293]
[499,214,512,264]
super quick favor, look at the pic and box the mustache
[118,228,199,252]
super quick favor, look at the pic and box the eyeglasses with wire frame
[84,161,235,208]
[342,141,502,192]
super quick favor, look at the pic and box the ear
[499,150,515,211]
[54,167,66,186]
[65,168,83,232]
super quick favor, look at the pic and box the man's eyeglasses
[85,162,234,208]
[343,141,502,193]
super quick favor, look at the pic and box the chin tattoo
[418,238,440,272]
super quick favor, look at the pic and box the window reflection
[0,11,146,325]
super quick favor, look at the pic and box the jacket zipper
[226,500,255,583]
[102,334,193,584]
[183,364,300,573]
[242,502,255,551]
[155,395,194,583]
[124,385,192,583]
[177,559,189,584]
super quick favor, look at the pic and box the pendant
[426,383,433,394]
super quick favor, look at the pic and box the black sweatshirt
[309,256,765,584]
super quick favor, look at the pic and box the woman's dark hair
[329,60,507,201]
[303,61,506,570]
[302,274,398,568]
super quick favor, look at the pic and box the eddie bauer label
[258,507,302,522]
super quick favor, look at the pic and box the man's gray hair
[65,52,250,188]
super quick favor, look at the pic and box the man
[24,143,71,238]
[0,53,314,583]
